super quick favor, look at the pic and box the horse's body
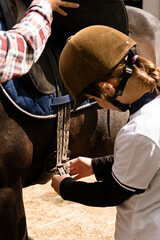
[0,3,160,239]
[127,6,160,65]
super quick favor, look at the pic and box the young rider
[51,25,160,240]
[0,0,79,82]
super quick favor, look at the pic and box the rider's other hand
[48,0,79,16]
[51,174,70,194]
[69,156,94,180]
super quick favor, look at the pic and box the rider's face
[85,77,121,111]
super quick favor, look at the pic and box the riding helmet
[59,25,137,110]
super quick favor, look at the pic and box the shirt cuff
[60,177,76,200]
[28,0,53,24]
[92,156,114,181]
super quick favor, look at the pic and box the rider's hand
[48,0,79,15]
[51,174,70,194]
[69,157,94,180]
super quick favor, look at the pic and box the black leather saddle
[0,0,129,96]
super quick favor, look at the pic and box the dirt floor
[23,176,116,240]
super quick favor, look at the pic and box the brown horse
[0,1,160,239]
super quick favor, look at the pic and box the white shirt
[112,95,160,240]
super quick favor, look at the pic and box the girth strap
[46,42,71,175]
[55,103,71,175]
[57,103,71,164]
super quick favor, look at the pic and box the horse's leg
[0,157,32,239]
[0,181,27,239]
[0,101,33,239]
[0,142,32,239]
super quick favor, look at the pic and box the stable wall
[143,0,160,19]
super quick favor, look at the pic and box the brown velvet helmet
[59,25,136,110]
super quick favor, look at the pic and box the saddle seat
[0,0,129,117]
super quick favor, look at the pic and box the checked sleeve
[0,0,52,82]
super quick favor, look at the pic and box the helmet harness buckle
[107,46,137,111]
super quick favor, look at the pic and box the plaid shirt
[0,0,53,82]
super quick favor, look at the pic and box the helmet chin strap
[107,46,137,111]
[106,98,130,111]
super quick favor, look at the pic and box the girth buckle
[50,158,70,176]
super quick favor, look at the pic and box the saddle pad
[1,78,95,119]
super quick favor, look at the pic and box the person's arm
[51,155,144,207]
[0,0,52,82]
[0,0,79,83]
[92,155,114,181]
[59,171,144,207]
[68,155,114,180]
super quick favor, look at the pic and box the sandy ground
[23,176,116,240]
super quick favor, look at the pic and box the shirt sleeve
[59,171,140,207]
[59,153,144,207]
[0,0,53,83]
[92,155,114,181]
[112,130,160,191]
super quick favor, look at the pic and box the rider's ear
[98,82,115,97]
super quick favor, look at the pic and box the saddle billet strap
[43,41,71,175]
[50,44,71,174]
[57,105,63,162]
[56,103,71,175]
[50,94,73,106]
[62,103,71,160]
